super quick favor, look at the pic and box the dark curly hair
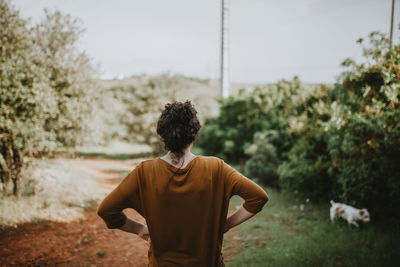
[156,100,201,163]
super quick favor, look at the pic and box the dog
[329,200,370,227]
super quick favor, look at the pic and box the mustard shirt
[97,155,269,267]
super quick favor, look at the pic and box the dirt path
[0,157,241,266]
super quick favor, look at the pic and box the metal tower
[220,0,230,98]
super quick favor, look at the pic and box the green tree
[327,32,400,214]
[279,32,400,217]
[0,2,114,195]
[197,78,301,186]
[0,0,56,195]
[32,9,113,147]
[110,74,182,154]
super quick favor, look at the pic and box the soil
[0,157,241,266]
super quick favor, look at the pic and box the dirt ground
[0,157,241,266]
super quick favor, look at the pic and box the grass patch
[76,151,152,160]
[0,158,105,227]
[104,168,131,177]
[76,140,153,159]
[225,188,399,267]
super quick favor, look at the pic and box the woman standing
[97,101,269,266]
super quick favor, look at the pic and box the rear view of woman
[97,101,269,266]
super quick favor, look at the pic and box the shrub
[0,1,51,195]
[280,32,400,218]
[199,31,400,218]
[198,78,302,165]
[277,134,334,200]
[243,131,280,188]
[0,2,114,195]
[108,74,214,154]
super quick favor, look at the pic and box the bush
[277,134,334,200]
[0,1,50,195]
[0,2,115,195]
[243,131,280,188]
[279,32,400,218]
[199,31,400,218]
[198,78,302,165]
[108,74,217,155]
[327,108,400,216]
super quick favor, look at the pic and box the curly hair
[156,100,201,164]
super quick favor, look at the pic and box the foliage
[277,33,400,216]
[277,84,338,199]
[108,74,220,155]
[1,1,48,195]
[199,32,400,217]
[243,131,281,188]
[31,10,113,148]
[281,33,400,216]
[0,1,115,195]
[328,32,400,214]
[109,74,180,154]
[198,78,301,165]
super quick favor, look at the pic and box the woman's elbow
[97,203,109,221]
[97,200,104,214]
[263,192,269,204]
[97,207,103,218]
[258,192,269,210]
[96,205,127,229]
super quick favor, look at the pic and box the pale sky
[12,0,399,84]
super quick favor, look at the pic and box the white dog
[330,200,370,227]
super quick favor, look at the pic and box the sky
[12,0,399,84]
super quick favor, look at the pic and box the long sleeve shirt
[97,155,269,267]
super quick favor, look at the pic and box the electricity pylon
[390,0,395,48]
[220,0,230,98]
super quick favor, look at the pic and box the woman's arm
[119,217,151,242]
[224,203,255,233]
[221,160,269,214]
[220,159,269,233]
[97,164,145,231]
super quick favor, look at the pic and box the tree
[0,2,114,195]
[32,9,112,148]
[0,0,54,195]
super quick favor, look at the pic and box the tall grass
[0,158,104,228]
[225,189,399,267]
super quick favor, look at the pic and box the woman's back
[98,155,268,267]
[98,101,268,266]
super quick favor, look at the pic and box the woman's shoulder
[138,158,159,167]
[194,155,224,167]
[136,155,224,170]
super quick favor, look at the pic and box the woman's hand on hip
[138,224,151,244]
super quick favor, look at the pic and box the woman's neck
[161,145,196,168]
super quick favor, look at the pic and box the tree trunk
[0,131,23,195]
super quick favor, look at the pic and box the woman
[97,101,269,266]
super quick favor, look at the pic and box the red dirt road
[0,157,149,266]
[0,207,149,266]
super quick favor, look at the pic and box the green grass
[76,151,153,160]
[75,140,153,160]
[105,168,131,177]
[224,189,399,267]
